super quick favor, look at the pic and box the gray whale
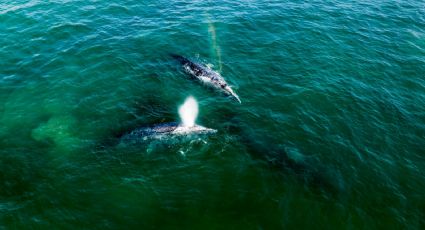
[120,122,217,142]
[172,54,241,103]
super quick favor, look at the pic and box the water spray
[207,15,222,72]
[178,96,198,127]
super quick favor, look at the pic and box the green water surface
[1,0,425,229]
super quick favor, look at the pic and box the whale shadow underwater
[218,108,345,197]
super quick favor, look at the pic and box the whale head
[224,85,241,103]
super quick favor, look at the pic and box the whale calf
[171,54,241,103]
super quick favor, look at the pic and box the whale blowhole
[178,96,199,127]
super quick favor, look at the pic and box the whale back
[171,54,209,77]
[121,122,179,141]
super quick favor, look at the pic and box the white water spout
[178,96,199,127]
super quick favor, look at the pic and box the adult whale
[120,122,217,143]
[171,54,241,103]
[119,96,216,143]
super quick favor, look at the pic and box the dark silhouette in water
[171,54,241,103]
[223,118,344,196]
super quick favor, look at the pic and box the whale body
[171,54,241,103]
[120,122,217,143]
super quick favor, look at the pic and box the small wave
[0,0,41,15]
[104,4,132,15]
[48,22,92,34]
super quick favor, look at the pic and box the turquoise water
[1,0,425,228]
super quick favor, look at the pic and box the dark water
[1,0,425,229]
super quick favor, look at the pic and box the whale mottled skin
[120,122,217,142]
[171,54,241,103]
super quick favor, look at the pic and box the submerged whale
[171,54,241,103]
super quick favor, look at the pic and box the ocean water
[1,0,425,229]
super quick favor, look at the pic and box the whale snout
[224,86,241,103]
